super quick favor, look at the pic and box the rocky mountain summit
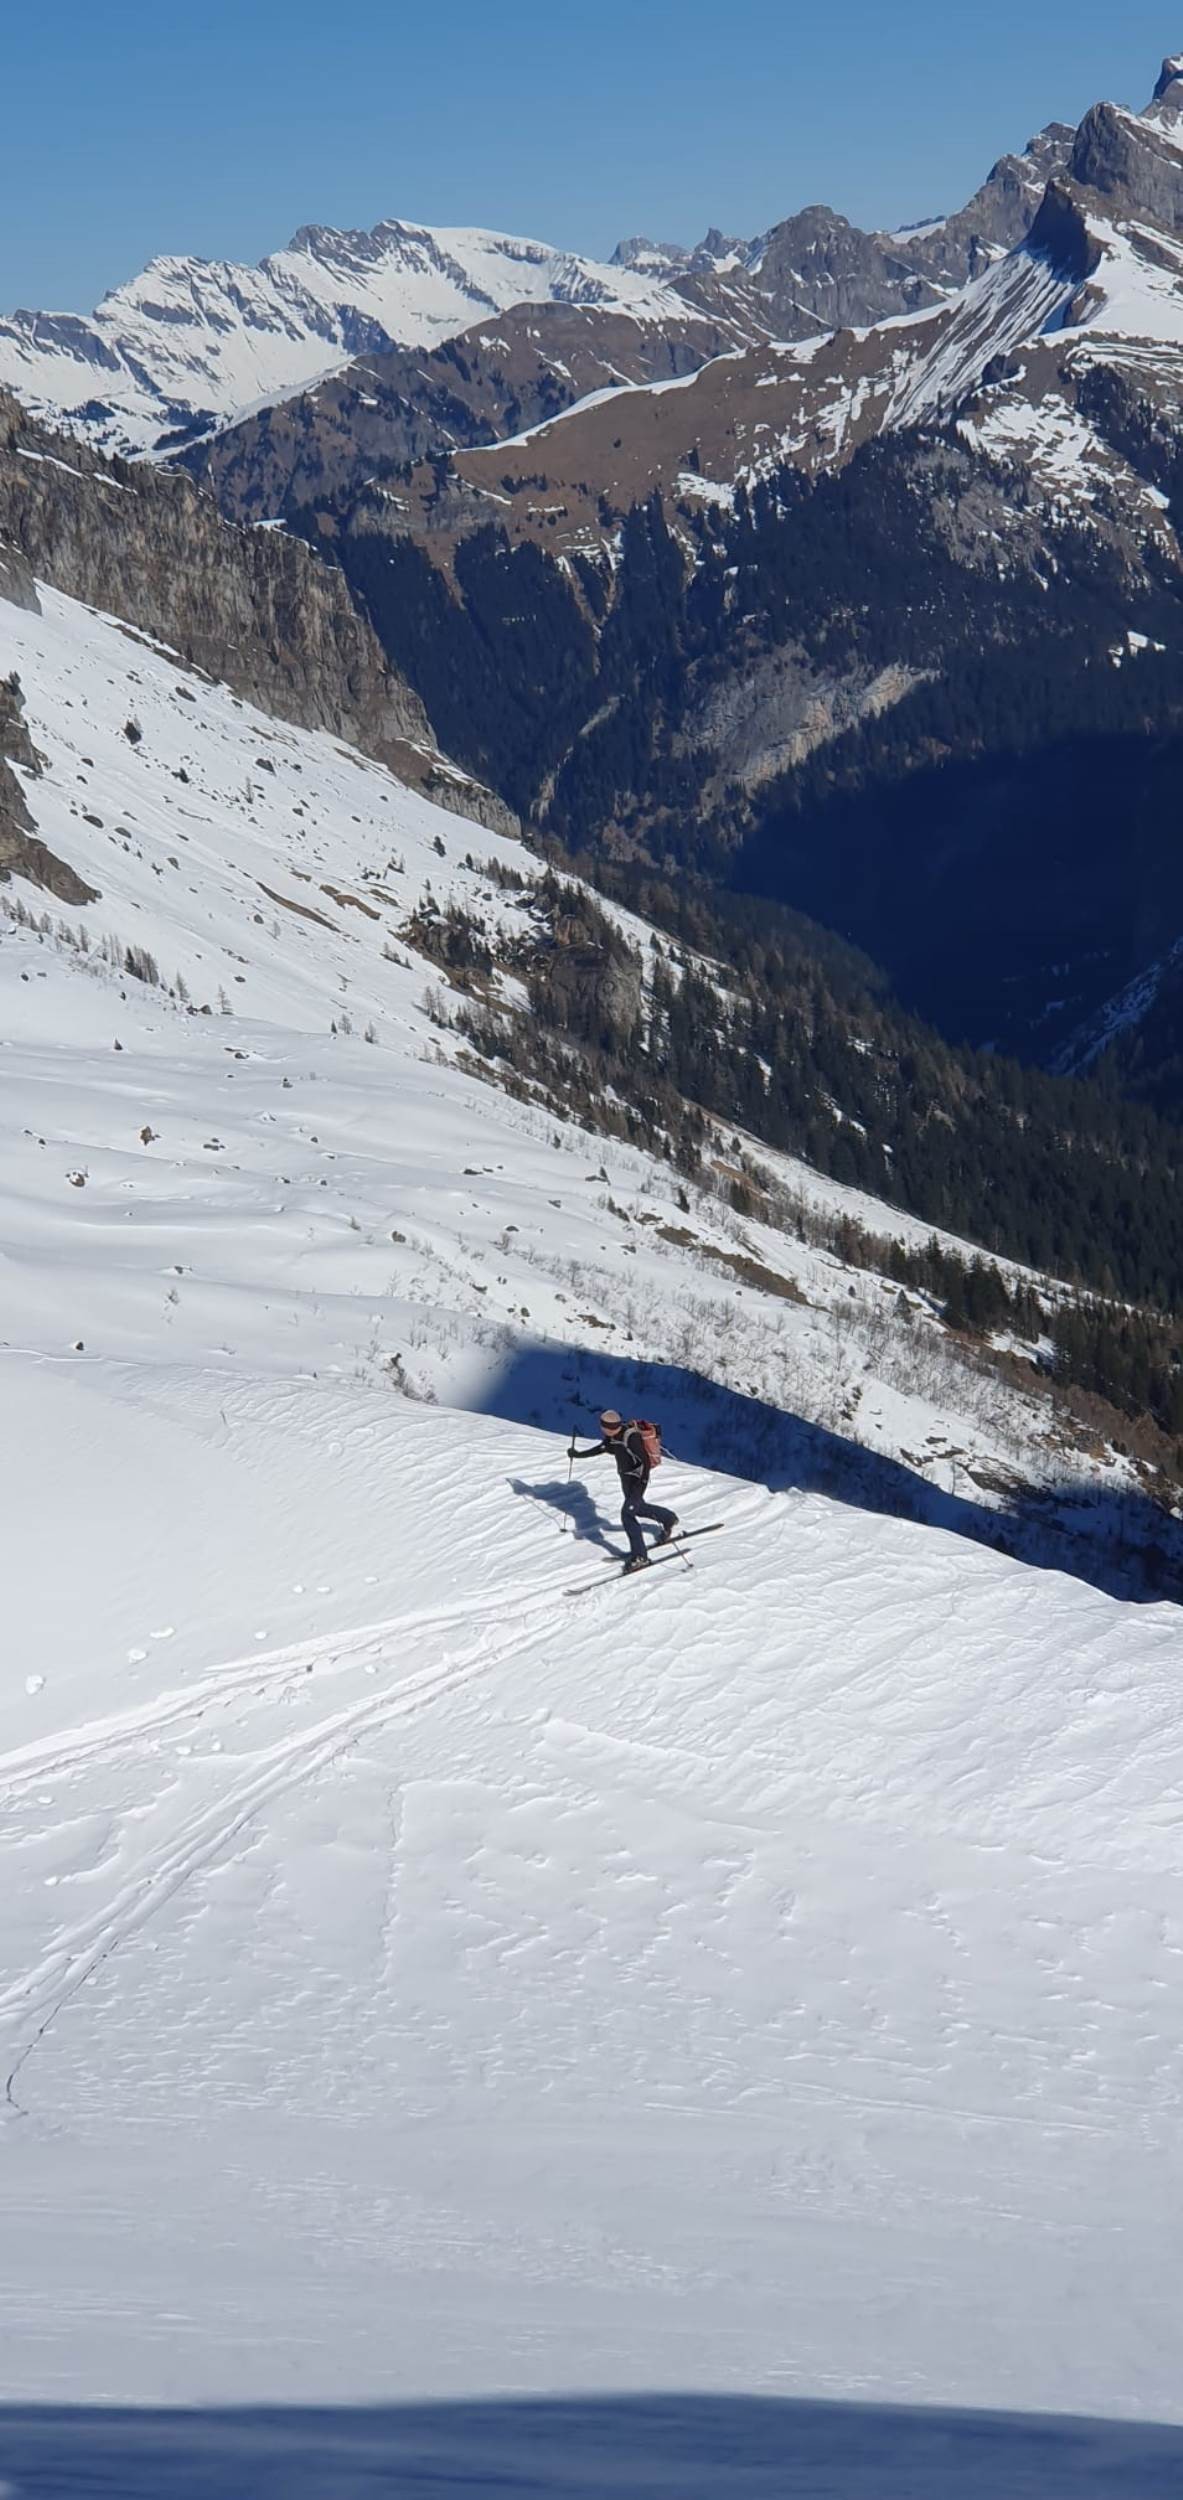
[613,119,1076,328]
[1070,66,1183,228]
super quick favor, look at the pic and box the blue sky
[2,4,1178,309]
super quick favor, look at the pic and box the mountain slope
[270,59,1183,625]
[437,102,1183,567]
[4,66,1183,2454]
[180,295,767,526]
[1,92,1073,479]
[5,547,1183,1566]
[0,387,516,838]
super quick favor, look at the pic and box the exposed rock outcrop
[1024,181,1103,285]
[0,669,42,775]
[0,668,96,903]
[1070,98,1183,229]
[749,207,946,330]
[0,539,38,612]
[1149,55,1183,111]
[900,123,1076,289]
[0,390,433,763]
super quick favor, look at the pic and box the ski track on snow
[0,1571,596,1798]
[0,1493,758,2111]
[0,1545,681,2107]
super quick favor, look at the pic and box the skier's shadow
[508,1476,618,1553]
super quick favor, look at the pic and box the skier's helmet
[599,1409,624,1434]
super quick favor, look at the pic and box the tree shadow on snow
[479,1340,1183,1606]
[2,2392,1182,2499]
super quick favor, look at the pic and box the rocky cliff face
[0,661,96,903]
[0,392,519,836]
[748,207,946,329]
[0,390,432,757]
[1070,95,1183,230]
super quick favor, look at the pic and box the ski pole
[563,1413,581,1536]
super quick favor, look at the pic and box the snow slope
[1,577,1182,2429]
[3,1380,1183,2423]
[1,578,1120,1548]
[886,237,1073,428]
[0,222,687,456]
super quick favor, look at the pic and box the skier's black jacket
[571,1425,651,1496]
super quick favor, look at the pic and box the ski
[565,1543,690,1597]
[564,1523,725,1598]
[596,1520,726,1563]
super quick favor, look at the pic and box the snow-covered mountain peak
[0,218,687,458]
[271,216,680,306]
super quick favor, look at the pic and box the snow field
[1,1387,1182,2413]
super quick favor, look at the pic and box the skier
[568,1409,679,1573]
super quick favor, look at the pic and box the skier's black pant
[621,1490,677,1562]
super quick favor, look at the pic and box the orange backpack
[631,1418,663,1468]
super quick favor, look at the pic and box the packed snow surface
[0,580,1181,2433]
